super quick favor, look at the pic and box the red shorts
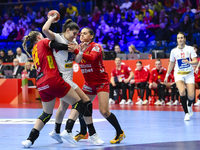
[82,82,109,95]
[37,76,71,102]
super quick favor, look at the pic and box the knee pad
[72,100,83,114]
[83,101,92,117]
[38,111,52,125]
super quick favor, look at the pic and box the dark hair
[83,27,95,42]
[0,58,3,62]
[177,32,186,38]
[62,19,79,33]
[193,44,200,55]
[156,58,161,63]
[136,61,142,65]
[22,31,40,56]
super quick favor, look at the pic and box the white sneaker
[194,100,200,106]
[22,140,32,148]
[154,100,161,105]
[142,100,148,105]
[184,113,190,121]
[89,133,104,145]
[49,130,63,143]
[166,100,173,106]
[60,130,78,145]
[125,99,133,105]
[119,99,126,104]
[135,99,143,105]
[109,98,115,104]
[173,100,180,106]
[188,106,193,117]
[158,100,165,105]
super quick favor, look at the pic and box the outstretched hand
[68,43,78,52]
[79,42,88,52]
[195,67,199,74]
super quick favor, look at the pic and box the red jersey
[134,67,150,83]
[195,71,200,83]
[149,67,167,83]
[32,38,60,86]
[78,42,109,86]
[111,64,132,82]
[168,70,175,83]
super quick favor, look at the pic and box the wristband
[166,73,169,78]
[79,50,83,54]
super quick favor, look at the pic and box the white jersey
[170,45,197,76]
[53,33,78,89]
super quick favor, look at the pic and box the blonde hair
[25,61,34,71]
[22,31,40,57]
[129,45,140,54]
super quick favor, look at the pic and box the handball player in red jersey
[21,31,102,148]
[68,27,126,144]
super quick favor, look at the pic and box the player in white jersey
[42,17,104,145]
[164,32,197,121]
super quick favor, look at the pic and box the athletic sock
[27,128,39,144]
[180,95,188,114]
[55,123,61,133]
[87,123,96,136]
[106,113,123,136]
[79,115,87,135]
[65,119,75,133]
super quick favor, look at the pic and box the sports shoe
[60,130,78,145]
[184,113,190,121]
[109,98,115,104]
[194,100,200,106]
[119,99,126,104]
[89,133,104,145]
[166,100,173,106]
[154,100,161,105]
[49,130,63,143]
[158,100,165,105]
[135,99,143,105]
[125,99,133,105]
[110,130,126,144]
[22,140,32,148]
[74,132,89,142]
[188,106,193,117]
[142,100,148,105]
[173,100,180,105]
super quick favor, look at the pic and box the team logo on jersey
[92,46,100,52]
[158,75,161,79]
[121,70,124,73]
[80,51,89,63]
[65,63,73,68]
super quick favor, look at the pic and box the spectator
[128,45,140,54]
[101,7,109,23]
[11,58,24,78]
[77,15,87,29]
[133,61,150,105]
[164,0,174,12]
[15,21,25,40]
[93,6,101,24]
[176,2,187,17]
[180,6,195,22]
[155,23,170,41]
[2,13,11,25]
[131,0,142,11]
[39,6,45,17]
[144,5,154,17]
[138,24,154,44]
[86,15,96,32]
[16,47,28,63]
[149,1,155,11]
[180,14,192,41]
[0,58,5,76]
[109,1,120,13]
[151,10,160,25]
[169,16,181,35]
[109,57,134,104]
[154,0,164,13]
[7,24,18,40]
[114,45,124,54]
[193,12,200,33]
[27,7,36,22]
[128,18,142,37]
[119,0,132,10]
[59,2,66,20]
[102,1,109,12]
[114,13,123,27]
[0,50,7,62]
[5,49,15,63]
[13,0,23,17]
[143,11,153,26]
[66,3,79,22]
[1,19,15,37]
[18,14,30,26]
[35,11,46,29]
[125,8,135,22]
[44,7,50,17]
[164,16,171,28]
[24,61,36,78]
[135,10,144,22]
[149,59,167,105]
[107,12,116,26]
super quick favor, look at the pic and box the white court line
[0,118,106,124]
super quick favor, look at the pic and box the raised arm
[42,15,56,40]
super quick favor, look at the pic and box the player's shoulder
[151,67,157,71]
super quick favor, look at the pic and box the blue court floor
[0,107,200,150]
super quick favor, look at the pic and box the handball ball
[47,10,60,23]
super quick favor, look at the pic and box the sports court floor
[1,98,200,150]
